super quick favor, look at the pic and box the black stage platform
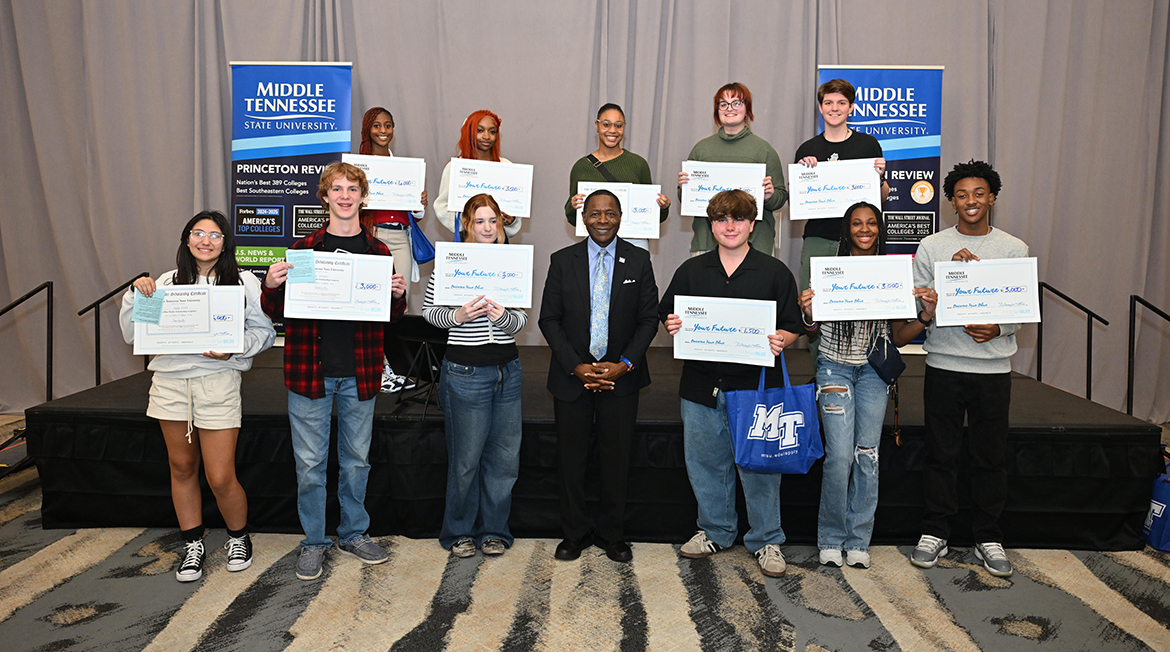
[26,346,1164,550]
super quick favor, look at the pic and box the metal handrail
[0,281,53,401]
[78,273,151,385]
[1127,294,1170,415]
[1036,282,1109,400]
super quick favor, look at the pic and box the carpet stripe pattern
[1,471,1169,651]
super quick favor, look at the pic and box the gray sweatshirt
[912,226,1030,374]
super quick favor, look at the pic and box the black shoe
[598,539,633,562]
[554,535,593,560]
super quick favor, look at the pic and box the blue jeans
[287,377,376,549]
[680,394,784,553]
[437,358,523,548]
[815,356,889,552]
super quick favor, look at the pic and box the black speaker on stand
[384,315,447,417]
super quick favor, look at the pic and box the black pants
[554,390,639,543]
[921,365,1011,542]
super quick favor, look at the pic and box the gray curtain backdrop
[1,0,1167,422]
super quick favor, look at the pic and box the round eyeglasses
[189,229,225,242]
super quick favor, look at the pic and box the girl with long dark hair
[798,202,936,569]
[120,210,275,581]
[357,106,428,393]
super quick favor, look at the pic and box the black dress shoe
[554,536,592,561]
[597,539,633,562]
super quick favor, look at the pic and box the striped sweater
[422,275,528,357]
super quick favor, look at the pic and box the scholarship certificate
[449,158,535,217]
[673,295,776,366]
[284,252,395,321]
[788,158,882,221]
[811,256,917,321]
[574,182,661,239]
[134,286,245,355]
[933,257,1041,327]
[681,161,766,220]
[342,153,425,211]
[433,242,535,308]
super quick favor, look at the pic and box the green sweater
[681,126,787,253]
[563,150,668,225]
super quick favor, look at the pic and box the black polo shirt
[658,248,803,408]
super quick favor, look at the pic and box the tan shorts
[147,369,243,431]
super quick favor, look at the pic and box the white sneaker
[819,549,843,567]
[845,550,871,569]
[755,544,786,577]
[381,367,405,393]
[679,531,724,559]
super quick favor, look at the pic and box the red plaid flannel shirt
[261,226,405,400]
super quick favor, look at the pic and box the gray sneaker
[974,542,1013,577]
[296,546,327,581]
[910,534,948,568]
[338,535,389,564]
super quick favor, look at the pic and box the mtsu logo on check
[746,403,805,450]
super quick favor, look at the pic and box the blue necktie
[589,250,610,360]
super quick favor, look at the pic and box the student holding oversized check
[659,189,802,578]
[433,110,524,240]
[564,103,671,250]
[794,79,889,296]
[262,161,407,581]
[423,193,530,560]
[119,210,275,583]
[796,201,935,570]
[353,106,429,394]
[907,160,1030,579]
[678,83,787,256]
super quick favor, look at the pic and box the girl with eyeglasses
[433,110,521,241]
[678,83,787,256]
[564,103,671,250]
[119,210,275,582]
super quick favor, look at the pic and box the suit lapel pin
[618,257,625,263]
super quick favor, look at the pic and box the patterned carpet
[1,467,1169,651]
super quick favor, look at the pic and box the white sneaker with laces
[679,531,724,559]
[755,544,786,577]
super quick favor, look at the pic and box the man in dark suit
[539,189,659,562]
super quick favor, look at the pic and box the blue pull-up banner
[818,65,944,254]
[229,61,352,268]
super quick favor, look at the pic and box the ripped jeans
[815,356,889,552]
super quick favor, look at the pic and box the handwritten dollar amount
[691,323,764,335]
[826,282,903,291]
[451,269,524,280]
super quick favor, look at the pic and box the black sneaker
[176,539,205,582]
[225,533,253,572]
